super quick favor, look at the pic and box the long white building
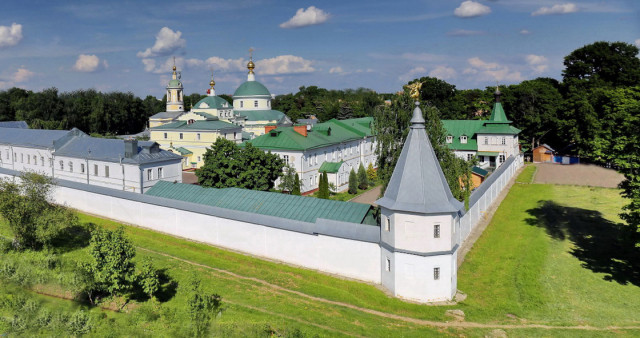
[0,126,182,193]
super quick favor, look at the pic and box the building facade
[0,127,182,193]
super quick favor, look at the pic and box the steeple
[487,85,510,123]
[247,48,256,81]
[166,58,184,112]
[376,101,462,214]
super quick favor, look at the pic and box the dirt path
[534,163,624,188]
[138,247,640,332]
[349,186,382,205]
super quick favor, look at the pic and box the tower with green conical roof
[166,58,184,113]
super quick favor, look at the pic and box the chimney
[124,139,138,158]
[294,124,307,137]
[265,125,277,134]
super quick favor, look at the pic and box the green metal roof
[487,102,510,123]
[238,110,286,122]
[246,117,374,151]
[475,124,521,135]
[477,151,500,156]
[146,181,374,225]
[233,81,271,97]
[472,166,489,177]
[172,147,192,155]
[441,120,483,151]
[167,79,182,88]
[150,120,240,131]
[194,96,231,110]
[319,161,343,173]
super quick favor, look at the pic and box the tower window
[240,101,244,108]
[386,258,391,272]
[385,217,390,231]
[434,224,440,238]
[434,267,440,280]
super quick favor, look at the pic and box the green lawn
[1,167,639,336]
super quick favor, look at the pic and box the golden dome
[210,79,215,88]
[172,65,176,71]
[247,59,255,74]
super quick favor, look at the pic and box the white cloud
[188,56,246,72]
[0,23,23,48]
[137,27,186,58]
[525,54,548,73]
[447,29,485,36]
[454,1,491,18]
[398,66,426,82]
[12,67,34,82]
[280,6,330,29]
[635,39,640,48]
[329,66,344,74]
[532,3,578,16]
[465,57,522,82]
[257,55,315,75]
[520,29,531,35]
[429,66,457,80]
[73,54,107,72]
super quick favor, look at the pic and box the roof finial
[404,82,425,129]
[209,67,215,89]
[172,56,176,71]
[494,82,502,103]
[247,48,255,75]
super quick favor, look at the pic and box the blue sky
[0,0,638,98]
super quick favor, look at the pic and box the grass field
[1,167,640,336]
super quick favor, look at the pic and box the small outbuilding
[533,144,555,163]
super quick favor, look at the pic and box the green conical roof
[487,102,510,124]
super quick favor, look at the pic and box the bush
[67,310,92,335]
[367,163,377,182]
[357,163,369,190]
[348,169,358,194]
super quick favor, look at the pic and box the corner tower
[376,100,463,303]
[166,58,184,113]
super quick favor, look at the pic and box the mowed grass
[458,176,640,327]
[514,164,537,184]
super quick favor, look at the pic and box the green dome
[233,81,271,97]
[194,96,231,109]
[167,79,182,88]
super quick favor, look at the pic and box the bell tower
[166,57,184,113]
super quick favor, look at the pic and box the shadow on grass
[130,268,178,303]
[526,201,640,287]
[50,223,95,252]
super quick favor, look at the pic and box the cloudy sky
[0,0,638,98]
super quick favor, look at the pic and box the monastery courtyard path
[534,163,624,188]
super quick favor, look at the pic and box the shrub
[367,163,377,182]
[348,169,358,194]
[357,163,369,190]
[67,311,92,335]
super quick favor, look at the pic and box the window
[460,135,467,144]
[94,164,98,176]
[105,166,109,178]
[240,101,244,108]
[179,133,183,140]
[385,217,390,231]
[446,135,453,143]
[434,224,440,238]
[267,101,270,108]
[147,169,152,180]
[69,162,73,172]
[158,167,163,179]
[484,137,488,145]
[164,133,168,139]
[40,157,44,166]
[434,267,440,280]
[21,153,23,163]
[197,133,201,140]
[33,155,36,164]
[283,155,289,164]
[233,132,237,139]
[254,100,258,107]
[59,160,64,170]
[499,154,505,163]
[81,163,85,173]
[467,154,473,161]
[197,156,201,162]
[386,258,391,272]
[27,155,30,164]
[501,137,506,145]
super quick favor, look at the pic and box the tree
[138,258,159,300]
[357,163,369,190]
[88,227,136,298]
[348,169,358,194]
[196,138,284,191]
[278,164,297,193]
[187,277,223,337]
[317,172,329,199]
[0,172,77,249]
[292,174,301,196]
[563,41,640,89]
[366,163,377,182]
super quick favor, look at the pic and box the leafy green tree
[292,174,301,196]
[366,163,377,182]
[337,103,354,120]
[197,138,284,191]
[278,164,298,193]
[357,163,369,190]
[187,277,223,337]
[348,169,358,194]
[88,227,136,298]
[317,172,329,199]
[138,258,159,300]
[563,41,640,89]
[0,172,77,249]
